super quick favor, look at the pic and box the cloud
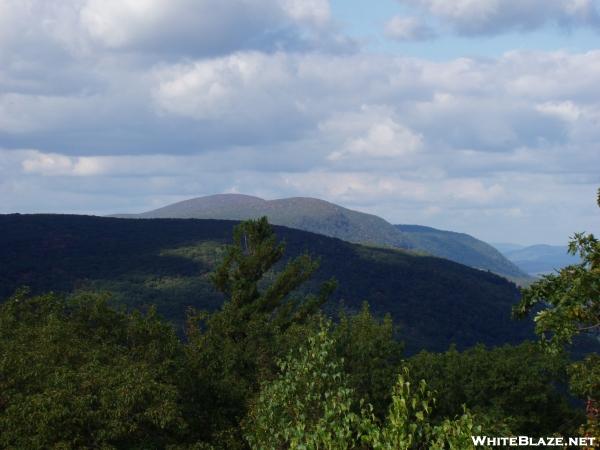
[323,107,424,161]
[0,0,342,69]
[385,16,436,41]
[397,0,600,35]
[153,52,298,121]
[536,101,582,122]
[282,0,331,26]
[147,49,600,154]
[80,0,334,56]
[0,0,598,243]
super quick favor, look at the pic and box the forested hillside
[1,216,591,449]
[115,194,413,248]
[114,194,529,281]
[395,224,529,282]
[0,213,530,353]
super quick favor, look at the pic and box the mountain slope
[114,194,530,281]
[395,225,528,281]
[118,194,412,248]
[491,243,525,253]
[0,214,532,353]
[500,244,580,276]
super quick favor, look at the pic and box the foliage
[0,289,188,450]
[332,302,404,419]
[514,187,600,438]
[515,232,599,353]
[0,213,532,353]
[210,217,335,324]
[365,369,489,450]
[245,323,489,449]
[184,217,335,446]
[244,324,372,449]
[0,216,584,448]
[406,343,583,435]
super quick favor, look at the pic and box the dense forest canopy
[0,213,532,353]
[1,211,598,448]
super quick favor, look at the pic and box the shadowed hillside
[395,225,529,283]
[0,214,532,353]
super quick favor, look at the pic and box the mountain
[116,194,412,249]
[498,244,580,276]
[395,225,529,283]
[114,194,530,281]
[491,243,525,253]
[0,214,532,353]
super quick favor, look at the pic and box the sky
[1,0,599,245]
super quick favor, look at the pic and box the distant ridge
[114,194,530,281]
[114,194,413,249]
[395,224,528,282]
[496,244,580,276]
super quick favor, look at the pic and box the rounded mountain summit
[114,194,529,282]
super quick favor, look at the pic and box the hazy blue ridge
[494,244,581,276]
[491,243,526,253]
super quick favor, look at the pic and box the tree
[514,188,600,439]
[245,322,490,449]
[0,290,188,449]
[406,343,582,436]
[244,323,372,449]
[333,302,404,419]
[184,217,336,446]
[210,216,335,327]
[366,368,490,450]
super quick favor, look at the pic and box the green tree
[365,368,490,450]
[333,302,404,419]
[245,322,489,450]
[184,217,335,446]
[406,343,582,435]
[0,290,188,450]
[514,188,600,438]
[244,323,372,449]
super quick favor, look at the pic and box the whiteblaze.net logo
[471,436,597,447]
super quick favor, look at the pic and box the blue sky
[0,0,599,245]
[332,0,600,57]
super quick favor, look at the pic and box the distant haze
[493,244,581,276]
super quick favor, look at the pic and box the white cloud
[282,0,331,26]
[536,101,582,122]
[20,151,220,177]
[153,52,296,120]
[324,107,424,161]
[80,0,167,49]
[278,171,506,216]
[0,0,598,243]
[398,0,600,35]
[0,0,337,65]
[79,0,337,55]
[385,16,436,41]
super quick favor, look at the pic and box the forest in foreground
[1,192,598,449]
